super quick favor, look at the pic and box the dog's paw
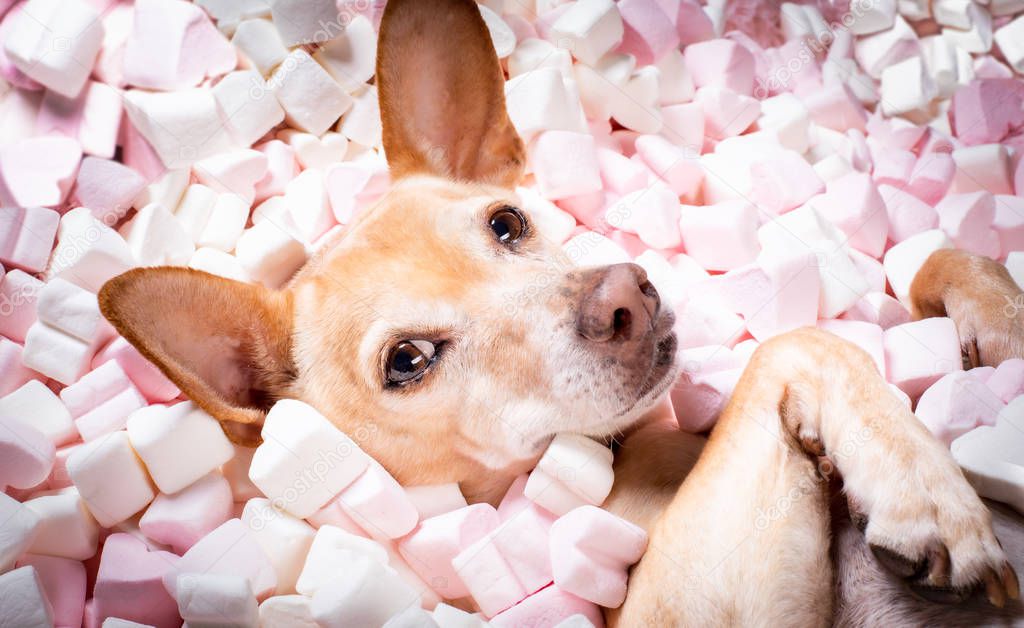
[859,465,1019,606]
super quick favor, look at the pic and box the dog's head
[100,0,677,502]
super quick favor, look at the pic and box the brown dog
[99,0,1022,625]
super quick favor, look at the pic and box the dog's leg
[612,328,1018,627]
[911,249,1024,367]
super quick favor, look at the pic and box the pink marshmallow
[660,102,705,154]
[916,371,1006,445]
[60,360,135,419]
[92,337,181,403]
[549,506,647,608]
[490,584,604,628]
[532,131,603,201]
[865,114,927,151]
[0,269,43,342]
[596,148,649,195]
[673,292,746,349]
[673,0,715,45]
[906,151,955,205]
[809,172,889,258]
[16,554,86,628]
[678,200,760,271]
[986,359,1024,403]
[672,346,744,433]
[993,195,1024,256]
[124,0,236,91]
[801,83,868,133]
[0,206,60,273]
[139,472,233,554]
[0,414,56,490]
[0,136,82,208]
[93,533,181,628]
[452,533,527,617]
[37,82,123,159]
[878,184,939,243]
[684,39,755,96]
[936,191,1000,258]
[398,503,500,600]
[165,518,277,601]
[616,0,679,66]
[606,184,682,250]
[255,140,300,201]
[119,116,168,185]
[951,144,1015,196]
[0,337,43,396]
[750,150,824,215]
[696,87,761,140]
[72,157,148,224]
[633,134,703,200]
[333,462,419,540]
[841,292,912,329]
[883,317,963,400]
[950,79,1024,146]
[74,387,147,441]
[818,319,886,376]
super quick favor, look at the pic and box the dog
[98,0,1023,625]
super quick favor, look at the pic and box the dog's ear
[98,267,295,445]
[377,0,525,186]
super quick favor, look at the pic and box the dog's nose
[576,263,660,342]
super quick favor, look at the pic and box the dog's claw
[985,568,1007,608]
[1004,563,1020,601]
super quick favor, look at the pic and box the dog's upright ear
[99,268,295,445]
[377,0,525,186]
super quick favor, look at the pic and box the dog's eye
[386,340,437,385]
[489,206,526,245]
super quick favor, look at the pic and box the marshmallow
[452,534,527,617]
[241,498,316,595]
[0,567,54,628]
[531,131,604,201]
[606,184,683,251]
[176,573,258,628]
[196,193,249,252]
[139,472,234,554]
[0,269,41,343]
[398,504,500,599]
[313,15,378,92]
[951,143,1015,195]
[73,157,148,224]
[166,518,277,600]
[818,319,886,376]
[633,134,703,199]
[386,607,441,628]
[122,204,195,266]
[684,39,755,96]
[92,337,181,403]
[995,15,1024,74]
[0,380,76,446]
[93,533,181,628]
[505,68,587,142]
[259,595,318,628]
[310,554,420,628]
[16,554,86,628]
[883,229,954,305]
[802,83,868,133]
[951,400,1024,513]
[133,169,189,214]
[283,168,335,242]
[809,172,888,258]
[907,152,955,205]
[124,88,234,170]
[993,195,1024,256]
[234,220,308,288]
[878,184,939,243]
[951,79,1024,145]
[213,70,287,147]
[0,492,40,572]
[749,149,824,215]
[404,484,468,521]
[194,149,269,207]
[489,585,603,628]
[884,317,963,399]
[695,86,760,140]
[917,371,1005,444]
[880,56,936,115]
[296,525,388,596]
[936,192,1000,257]
[549,506,647,607]
[671,347,744,432]
[550,0,623,65]
[189,247,251,282]
[249,399,371,518]
[617,0,679,66]
[0,207,59,274]
[0,409,56,490]
[0,136,82,209]
[2,0,103,97]
[286,131,349,170]
[124,0,236,91]
[232,19,289,76]
[987,359,1024,403]
[0,338,40,397]
[431,603,487,628]
[272,50,353,136]
[524,434,614,516]
[333,462,419,540]
[268,0,340,47]
[678,200,760,272]
[127,402,234,494]
[942,3,994,54]
[67,431,155,527]
[24,488,99,561]
[854,15,920,79]
[758,93,811,154]
[37,81,123,159]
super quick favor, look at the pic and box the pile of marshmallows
[1,0,1024,626]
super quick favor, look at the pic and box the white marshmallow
[404,484,468,520]
[249,400,371,518]
[232,19,289,75]
[524,434,614,516]
[66,431,155,527]
[337,86,383,148]
[574,53,634,122]
[213,70,287,147]
[880,56,936,116]
[198,194,249,251]
[272,50,353,136]
[550,0,624,65]
[296,525,388,596]
[284,169,334,242]
[234,221,308,288]
[193,149,269,206]
[941,4,993,53]
[385,607,441,628]
[0,567,54,628]
[313,15,377,93]
[24,488,100,561]
[133,169,190,213]
[122,204,195,266]
[0,492,40,572]
[610,66,663,134]
[479,5,516,58]
[189,247,251,282]
[310,554,419,628]
[127,402,234,495]
[286,131,349,170]
[3,0,103,97]
[48,208,135,293]
[995,15,1024,74]
[505,68,587,142]
[175,183,219,242]
[124,88,234,169]
[241,498,316,595]
[848,0,896,34]
[268,0,340,47]
[758,93,811,154]
[176,573,259,628]
[883,229,954,306]
[259,595,318,628]
[0,381,76,446]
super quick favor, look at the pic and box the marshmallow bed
[1,0,1023,626]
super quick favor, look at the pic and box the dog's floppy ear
[377,0,525,186]
[99,267,295,445]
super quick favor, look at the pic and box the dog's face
[99,0,677,502]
